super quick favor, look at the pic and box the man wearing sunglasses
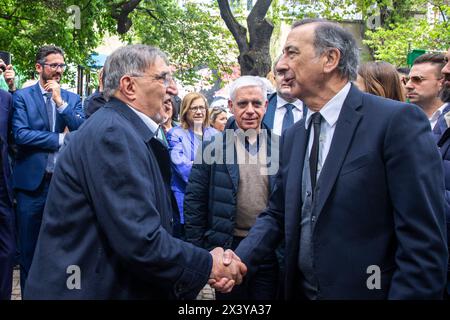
[406,53,445,130]
[11,45,84,293]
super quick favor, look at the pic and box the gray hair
[103,44,169,100]
[229,76,268,102]
[292,19,359,81]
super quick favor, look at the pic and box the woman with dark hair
[355,61,406,101]
[167,92,217,239]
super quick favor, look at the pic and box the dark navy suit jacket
[0,90,12,204]
[24,98,213,299]
[262,93,277,130]
[236,84,448,299]
[11,82,84,191]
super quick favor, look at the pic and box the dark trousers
[216,236,279,300]
[0,181,15,300]
[15,176,50,294]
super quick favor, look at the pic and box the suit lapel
[285,120,309,237]
[32,83,50,130]
[263,94,277,130]
[314,86,363,221]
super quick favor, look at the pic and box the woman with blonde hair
[209,106,228,132]
[355,61,406,102]
[167,92,218,239]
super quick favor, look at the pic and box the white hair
[229,76,268,102]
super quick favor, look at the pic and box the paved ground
[11,266,21,300]
[10,267,215,300]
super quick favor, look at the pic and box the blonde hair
[180,92,210,129]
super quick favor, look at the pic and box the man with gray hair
[184,75,280,299]
[24,44,246,299]
[234,19,448,299]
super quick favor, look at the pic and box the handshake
[208,247,247,293]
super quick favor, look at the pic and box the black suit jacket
[24,98,212,299]
[236,84,448,299]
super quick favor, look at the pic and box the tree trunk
[217,0,273,76]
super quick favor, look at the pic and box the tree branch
[247,0,273,50]
[217,0,249,53]
[111,0,143,34]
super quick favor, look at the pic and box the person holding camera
[0,57,16,94]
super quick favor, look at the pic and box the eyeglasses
[132,72,174,88]
[189,106,206,113]
[402,75,442,85]
[42,63,66,71]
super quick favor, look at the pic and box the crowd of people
[0,18,450,300]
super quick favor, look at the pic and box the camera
[0,51,12,72]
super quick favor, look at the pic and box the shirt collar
[430,103,449,122]
[38,82,51,96]
[126,104,159,135]
[305,82,351,130]
[276,94,303,111]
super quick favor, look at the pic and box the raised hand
[208,247,247,293]
[44,80,63,107]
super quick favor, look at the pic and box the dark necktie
[282,103,294,134]
[309,112,322,195]
[45,92,54,131]
[45,92,55,172]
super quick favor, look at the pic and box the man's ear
[119,75,136,100]
[323,48,341,74]
[35,63,43,74]
[228,99,234,114]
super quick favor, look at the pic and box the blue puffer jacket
[184,119,278,251]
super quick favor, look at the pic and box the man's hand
[208,247,247,293]
[44,80,63,107]
[0,59,15,91]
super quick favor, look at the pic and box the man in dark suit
[436,47,450,298]
[11,45,85,291]
[24,45,246,299]
[0,89,15,300]
[263,55,303,135]
[234,19,448,299]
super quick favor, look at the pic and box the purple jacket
[167,125,218,222]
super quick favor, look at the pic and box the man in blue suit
[263,55,303,135]
[11,45,84,292]
[0,89,15,300]
[234,19,448,299]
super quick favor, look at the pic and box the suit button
[311,215,316,222]
[306,191,311,197]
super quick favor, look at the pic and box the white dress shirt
[273,95,303,135]
[304,82,351,179]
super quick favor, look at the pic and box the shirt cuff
[57,101,68,113]
[59,133,65,147]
